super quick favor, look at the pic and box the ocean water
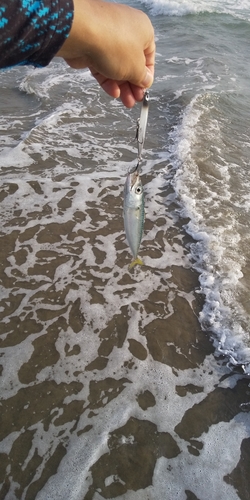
[1,1,250,499]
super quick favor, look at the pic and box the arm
[56,0,155,107]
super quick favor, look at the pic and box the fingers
[117,82,143,108]
[91,71,146,107]
[90,73,120,99]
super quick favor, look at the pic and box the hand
[56,0,155,107]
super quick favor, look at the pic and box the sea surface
[1,0,250,499]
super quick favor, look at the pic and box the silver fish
[123,168,144,268]
[137,90,149,162]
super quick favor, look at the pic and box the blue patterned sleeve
[0,0,74,68]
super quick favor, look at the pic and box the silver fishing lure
[136,90,149,164]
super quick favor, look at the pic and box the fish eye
[135,186,142,194]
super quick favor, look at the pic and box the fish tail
[129,257,144,269]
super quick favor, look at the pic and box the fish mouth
[128,168,140,189]
[129,159,141,175]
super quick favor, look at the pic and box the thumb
[141,68,154,89]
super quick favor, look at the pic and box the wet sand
[1,177,250,500]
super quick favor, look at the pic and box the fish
[137,90,149,162]
[123,91,149,268]
[123,168,144,268]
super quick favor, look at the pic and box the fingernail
[142,70,153,88]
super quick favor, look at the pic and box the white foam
[152,419,247,500]
[19,63,93,99]
[138,0,250,19]
[168,93,250,373]
[0,144,35,169]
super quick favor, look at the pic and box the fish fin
[129,257,144,269]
